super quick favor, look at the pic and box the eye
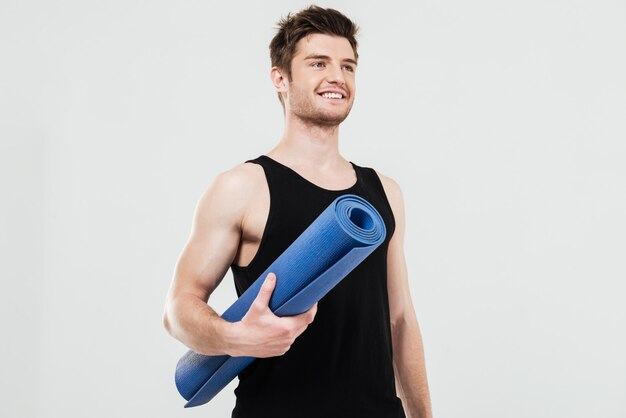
[343,65,355,72]
[312,62,326,68]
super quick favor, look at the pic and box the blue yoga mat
[174,194,386,408]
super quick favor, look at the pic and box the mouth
[317,92,347,102]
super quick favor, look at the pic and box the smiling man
[163,5,432,418]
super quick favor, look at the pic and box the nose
[326,63,346,86]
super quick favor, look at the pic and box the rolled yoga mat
[175,194,387,408]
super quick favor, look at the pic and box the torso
[227,154,404,418]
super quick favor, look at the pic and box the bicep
[168,172,247,303]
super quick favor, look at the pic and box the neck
[268,112,344,168]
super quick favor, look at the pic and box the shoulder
[212,161,264,195]
[372,168,406,245]
[194,160,266,226]
[372,169,404,214]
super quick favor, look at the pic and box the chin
[317,113,350,126]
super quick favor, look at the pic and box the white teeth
[321,92,343,99]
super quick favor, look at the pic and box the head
[269,5,360,126]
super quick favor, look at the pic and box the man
[163,5,432,418]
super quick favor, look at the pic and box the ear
[270,66,288,95]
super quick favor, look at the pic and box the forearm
[392,316,433,418]
[163,294,235,356]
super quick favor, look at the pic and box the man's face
[283,33,357,126]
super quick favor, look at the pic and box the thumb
[253,272,276,310]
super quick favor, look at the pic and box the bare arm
[163,164,316,357]
[379,172,433,418]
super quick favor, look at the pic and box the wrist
[220,320,242,356]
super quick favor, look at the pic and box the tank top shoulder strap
[243,155,283,197]
[352,163,397,239]
[244,155,274,172]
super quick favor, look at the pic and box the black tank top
[230,155,406,418]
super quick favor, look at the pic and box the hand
[228,272,318,358]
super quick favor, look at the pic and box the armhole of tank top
[232,160,275,272]
[368,167,397,238]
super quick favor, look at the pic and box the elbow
[162,310,171,334]
[390,315,405,336]
[162,298,176,335]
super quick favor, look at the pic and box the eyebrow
[303,54,358,66]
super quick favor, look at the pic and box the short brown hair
[269,5,360,108]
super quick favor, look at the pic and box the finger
[286,307,315,326]
[253,272,276,309]
[301,303,318,320]
[302,303,318,324]
[309,303,318,322]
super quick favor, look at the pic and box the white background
[1,0,625,417]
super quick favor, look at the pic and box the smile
[318,92,346,101]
